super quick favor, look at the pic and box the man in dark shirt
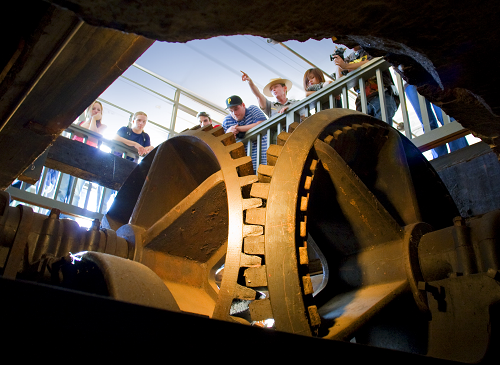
[114,111,154,160]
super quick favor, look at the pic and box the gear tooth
[240,252,262,267]
[324,135,334,144]
[302,275,314,295]
[201,124,214,132]
[299,245,309,265]
[304,176,313,190]
[277,131,291,146]
[300,194,309,212]
[300,219,307,237]
[239,175,259,187]
[288,122,300,133]
[257,164,274,183]
[244,235,265,255]
[234,284,257,300]
[226,142,246,159]
[249,298,273,321]
[210,125,225,136]
[308,305,321,327]
[250,182,270,200]
[242,198,263,210]
[233,156,254,176]
[266,145,283,166]
[243,224,264,237]
[310,159,318,173]
[218,132,236,146]
[243,265,268,287]
[333,129,343,140]
[245,207,266,225]
[334,126,354,161]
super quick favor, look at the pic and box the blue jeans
[405,84,468,159]
[358,90,398,127]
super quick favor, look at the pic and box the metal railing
[8,58,470,224]
[239,57,469,164]
[127,63,226,131]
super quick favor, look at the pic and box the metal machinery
[1,109,500,363]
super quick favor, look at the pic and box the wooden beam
[0,3,153,189]
[44,136,137,191]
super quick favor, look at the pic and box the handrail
[10,57,470,223]
[67,124,142,162]
[242,57,391,140]
[240,57,467,158]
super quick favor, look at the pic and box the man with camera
[332,45,399,126]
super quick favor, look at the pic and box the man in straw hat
[241,71,299,118]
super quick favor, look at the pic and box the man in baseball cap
[222,95,268,168]
[240,72,299,118]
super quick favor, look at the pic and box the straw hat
[263,78,292,97]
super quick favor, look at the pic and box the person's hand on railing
[143,145,154,155]
[131,142,146,156]
[278,106,289,114]
[227,125,239,137]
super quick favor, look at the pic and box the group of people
[19,42,468,213]
[54,101,155,209]
[195,41,467,167]
[74,101,154,158]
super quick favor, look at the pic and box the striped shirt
[223,105,267,171]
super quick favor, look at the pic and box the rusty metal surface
[104,124,261,319]
[1,110,500,363]
[258,110,457,336]
[77,251,180,312]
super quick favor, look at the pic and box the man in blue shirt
[223,95,267,169]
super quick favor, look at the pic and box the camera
[330,46,346,62]
[330,46,349,75]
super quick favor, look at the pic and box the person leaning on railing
[241,71,299,117]
[56,100,107,207]
[113,111,154,161]
[72,100,107,147]
[223,95,267,169]
[303,67,343,110]
[332,45,399,126]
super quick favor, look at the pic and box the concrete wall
[431,142,500,218]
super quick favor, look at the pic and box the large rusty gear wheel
[244,109,460,336]
[103,124,266,320]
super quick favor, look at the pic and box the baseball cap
[225,95,243,108]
